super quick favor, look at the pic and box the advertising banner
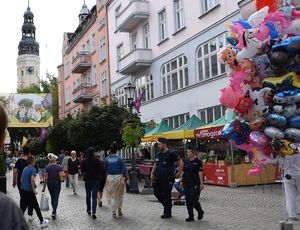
[0,93,53,127]
[203,164,228,186]
[194,126,224,140]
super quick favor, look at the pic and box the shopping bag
[40,193,49,211]
[59,171,65,182]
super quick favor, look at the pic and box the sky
[0,0,95,93]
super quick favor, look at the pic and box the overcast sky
[0,0,95,93]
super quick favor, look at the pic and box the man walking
[150,138,183,218]
[13,146,34,222]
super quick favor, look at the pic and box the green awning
[173,115,206,131]
[142,121,173,142]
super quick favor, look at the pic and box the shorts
[98,178,106,192]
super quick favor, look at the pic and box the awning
[194,111,236,140]
[160,115,206,140]
[141,120,173,142]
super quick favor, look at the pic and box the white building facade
[107,0,240,128]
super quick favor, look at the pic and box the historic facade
[17,4,40,89]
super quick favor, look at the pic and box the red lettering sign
[194,126,224,140]
[203,164,228,186]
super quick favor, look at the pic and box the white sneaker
[28,215,34,222]
[40,219,49,228]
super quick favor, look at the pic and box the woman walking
[181,145,204,222]
[81,147,100,219]
[20,155,49,227]
[42,153,63,219]
[96,153,106,207]
[105,142,129,218]
[61,151,71,188]
[68,150,79,195]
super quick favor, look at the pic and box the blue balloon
[222,120,249,145]
[288,116,300,128]
[273,90,300,104]
[267,114,287,128]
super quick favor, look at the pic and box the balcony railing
[118,48,152,75]
[72,51,92,74]
[73,82,93,103]
[116,0,149,33]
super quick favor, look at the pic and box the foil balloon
[285,128,300,142]
[219,86,240,109]
[271,138,299,156]
[222,120,250,145]
[252,54,272,79]
[272,105,297,119]
[250,87,272,117]
[256,0,277,12]
[273,90,300,104]
[217,47,239,74]
[264,126,285,139]
[249,131,269,149]
[235,97,253,115]
[250,116,267,131]
[267,113,287,128]
[262,72,300,91]
[288,116,300,128]
[248,167,263,175]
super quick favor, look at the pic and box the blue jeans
[47,183,61,214]
[85,180,99,214]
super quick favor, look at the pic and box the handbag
[40,193,49,211]
[59,171,65,182]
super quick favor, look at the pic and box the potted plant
[0,153,7,193]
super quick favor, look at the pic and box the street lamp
[124,81,139,194]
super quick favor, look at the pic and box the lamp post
[124,81,139,194]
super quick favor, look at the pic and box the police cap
[158,138,169,144]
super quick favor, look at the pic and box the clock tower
[17,2,40,90]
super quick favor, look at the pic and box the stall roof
[142,121,173,142]
[144,125,153,135]
[160,115,206,140]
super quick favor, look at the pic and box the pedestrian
[150,138,183,219]
[181,145,204,222]
[68,150,79,195]
[105,142,129,218]
[58,150,65,165]
[96,152,106,207]
[20,155,49,227]
[36,153,48,184]
[81,147,100,219]
[42,153,63,220]
[13,146,34,222]
[0,104,30,230]
[61,151,71,188]
[283,151,300,220]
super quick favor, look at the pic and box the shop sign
[194,126,224,140]
[203,164,228,186]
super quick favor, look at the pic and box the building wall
[107,0,240,125]
[17,54,40,89]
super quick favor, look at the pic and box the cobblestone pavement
[5,171,300,230]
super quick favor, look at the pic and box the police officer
[150,138,183,218]
[182,145,204,222]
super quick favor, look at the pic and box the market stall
[194,113,277,187]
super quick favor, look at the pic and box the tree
[17,84,42,93]
[122,116,144,148]
[18,98,33,107]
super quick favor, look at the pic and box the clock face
[26,66,34,75]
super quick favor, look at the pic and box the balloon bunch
[219,1,300,174]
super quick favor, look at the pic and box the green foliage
[122,117,144,148]
[18,98,33,107]
[17,84,42,93]
[27,138,45,155]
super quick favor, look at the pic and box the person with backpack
[36,153,48,184]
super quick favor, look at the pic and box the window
[203,0,219,13]
[101,71,107,97]
[135,74,154,102]
[72,80,76,92]
[115,5,121,27]
[117,44,124,69]
[197,33,226,82]
[115,86,127,107]
[82,43,86,52]
[161,55,188,95]
[98,18,106,30]
[92,65,97,86]
[100,37,106,62]
[86,40,90,53]
[174,0,184,31]
[198,105,226,124]
[163,113,189,129]
[65,63,70,79]
[158,9,167,41]
[143,23,150,49]
[92,34,96,53]
[65,86,71,104]
[131,32,137,51]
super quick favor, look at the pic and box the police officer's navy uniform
[183,157,204,220]
[153,150,179,217]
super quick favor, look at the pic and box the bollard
[279,221,293,230]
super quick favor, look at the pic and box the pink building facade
[58,1,110,119]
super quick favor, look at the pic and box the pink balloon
[230,71,247,96]
[249,131,270,149]
[219,86,240,108]
[248,167,263,175]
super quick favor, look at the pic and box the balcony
[73,83,93,103]
[116,0,149,33]
[118,49,152,75]
[72,51,92,74]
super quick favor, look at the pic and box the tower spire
[28,0,30,8]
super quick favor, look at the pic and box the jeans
[47,183,61,214]
[17,184,33,216]
[20,190,43,222]
[153,179,173,216]
[85,180,99,214]
[69,173,78,193]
